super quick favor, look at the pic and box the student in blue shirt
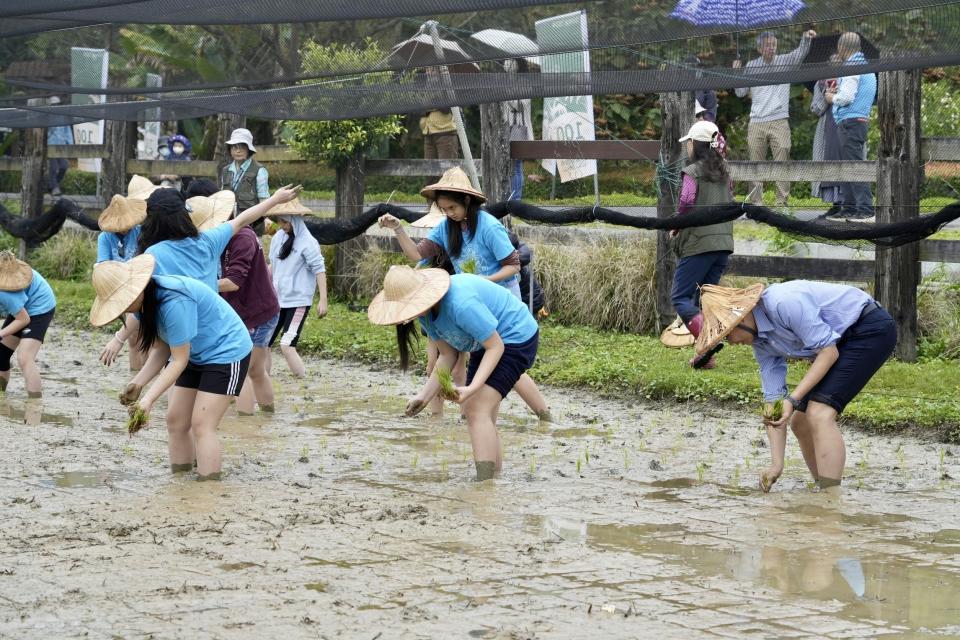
[377,168,550,420]
[0,252,56,397]
[91,254,254,481]
[369,266,540,480]
[695,281,896,492]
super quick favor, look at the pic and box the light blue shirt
[832,52,877,123]
[223,159,270,199]
[751,281,874,401]
[0,270,56,318]
[419,274,537,353]
[47,125,74,146]
[427,210,518,287]
[145,223,233,292]
[96,226,141,263]
[153,275,251,365]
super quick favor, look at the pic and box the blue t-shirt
[153,275,251,365]
[96,226,141,263]
[0,270,56,318]
[419,274,537,353]
[145,223,233,292]
[426,210,518,286]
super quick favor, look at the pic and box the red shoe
[686,314,704,339]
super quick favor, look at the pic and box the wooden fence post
[215,114,247,168]
[19,125,47,258]
[333,149,366,297]
[655,92,694,330]
[875,69,922,361]
[480,102,511,204]
[102,119,134,201]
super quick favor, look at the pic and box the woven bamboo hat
[0,250,33,291]
[420,167,486,203]
[695,283,765,353]
[368,265,450,326]
[659,316,695,348]
[89,254,156,327]
[411,202,446,228]
[268,197,314,217]
[127,174,159,200]
[187,190,236,231]
[99,194,147,232]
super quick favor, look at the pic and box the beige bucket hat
[127,174,159,200]
[187,190,236,231]
[0,251,33,291]
[695,283,765,354]
[89,254,156,327]
[411,202,446,228]
[420,167,486,203]
[99,194,147,232]
[659,316,695,348]
[367,265,451,326]
[268,197,314,217]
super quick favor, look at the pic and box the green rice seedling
[584,445,590,465]
[127,406,147,435]
[576,456,582,474]
[460,257,478,274]
[696,461,708,482]
[411,452,419,469]
[530,455,537,473]
[436,367,459,401]
[762,399,784,421]
[623,448,631,470]
[732,464,741,485]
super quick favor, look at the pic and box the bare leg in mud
[236,347,273,414]
[191,391,232,477]
[166,386,197,471]
[462,385,503,479]
[790,411,820,481]
[513,374,550,420]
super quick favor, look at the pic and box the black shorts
[2,308,55,343]
[466,331,539,399]
[175,353,251,396]
[269,306,309,348]
[793,304,897,415]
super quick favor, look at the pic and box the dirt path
[1,329,959,639]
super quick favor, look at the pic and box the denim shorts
[466,331,539,398]
[249,313,280,348]
[794,304,897,414]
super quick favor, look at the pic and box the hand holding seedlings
[759,466,782,493]
[453,385,478,404]
[763,398,792,428]
[460,257,478,274]
[404,397,427,417]
[126,403,148,435]
[119,382,143,406]
[436,367,460,402]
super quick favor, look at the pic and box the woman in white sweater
[267,203,328,377]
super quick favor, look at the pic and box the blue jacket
[833,53,876,123]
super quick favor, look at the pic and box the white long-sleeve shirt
[735,37,813,123]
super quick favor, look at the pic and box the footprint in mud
[367,504,429,522]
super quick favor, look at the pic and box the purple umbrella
[671,0,806,28]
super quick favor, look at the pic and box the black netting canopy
[0,0,958,126]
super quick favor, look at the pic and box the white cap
[694,99,705,115]
[225,128,257,153]
[679,120,720,145]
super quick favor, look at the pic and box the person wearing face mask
[158,134,193,190]
[220,128,271,234]
[670,121,734,369]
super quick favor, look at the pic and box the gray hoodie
[268,215,326,308]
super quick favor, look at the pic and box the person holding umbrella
[694,281,896,492]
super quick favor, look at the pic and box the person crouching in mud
[694,281,896,492]
[368,265,540,481]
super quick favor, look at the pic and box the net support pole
[875,68,922,361]
[426,21,481,191]
[102,118,133,203]
[654,91,694,331]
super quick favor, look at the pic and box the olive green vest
[221,158,264,213]
[673,162,735,259]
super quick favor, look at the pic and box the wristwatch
[785,394,800,408]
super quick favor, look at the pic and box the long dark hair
[136,279,160,353]
[435,190,481,259]
[137,192,199,254]
[277,218,295,260]
[396,321,419,371]
[691,140,728,183]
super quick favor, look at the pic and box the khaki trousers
[747,118,791,206]
[424,132,460,160]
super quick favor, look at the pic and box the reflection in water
[47,470,137,489]
[0,398,73,427]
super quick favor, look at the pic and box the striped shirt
[751,281,873,401]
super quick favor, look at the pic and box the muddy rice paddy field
[1,330,959,639]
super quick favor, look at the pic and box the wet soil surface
[1,330,959,639]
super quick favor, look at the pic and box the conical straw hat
[127,175,159,200]
[695,283,765,354]
[268,197,313,217]
[89,254,156,327]
[98,194,147,232]
[0,250,33,291]
[411,202,446,228]
[367,265,450,326]
[187,190,236,231]
[659,316,695,348]
[420,167,486,203]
